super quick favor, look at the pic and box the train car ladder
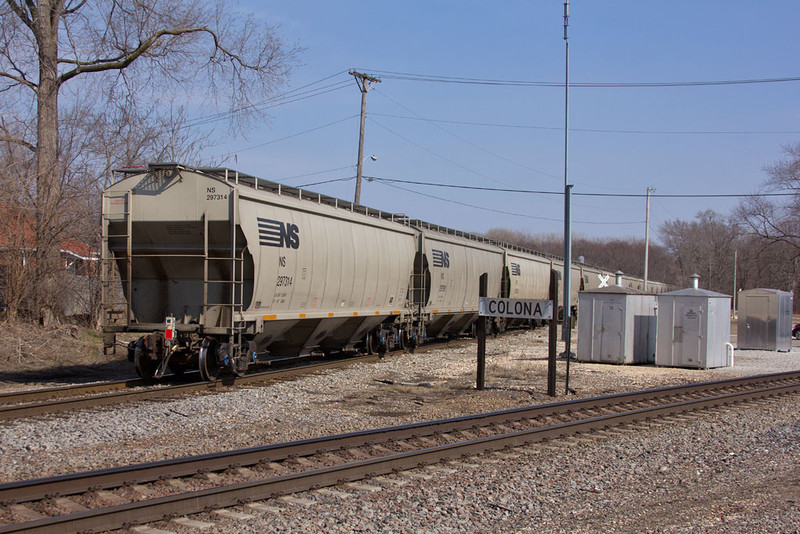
[101,190,133,333]
[201,189,245,347]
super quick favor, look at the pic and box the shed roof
[581,285,649,295]
[661,287,730,298]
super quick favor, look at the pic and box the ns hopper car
[101,164,668,380]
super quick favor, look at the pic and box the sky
[202,1,800,245]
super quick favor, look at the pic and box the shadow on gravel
[0,359,137,386]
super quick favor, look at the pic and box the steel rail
[0,354,381,421]
[1,372,798,503]
[1,377,797,534]
[0,378,148,404]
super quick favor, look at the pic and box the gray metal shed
[655,276,732,369]
[737,288,793,351]
[577,285,657,364]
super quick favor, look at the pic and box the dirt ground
[0,322,138,387]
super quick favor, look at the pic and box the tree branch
[58,26,215,85]
[4,0,34,31]
[0,118,35,152]
[62,0,87,15]
[0,70,37,90]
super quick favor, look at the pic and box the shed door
[598,301,624,362]
[746,296,770,349]
[675,303,702,365]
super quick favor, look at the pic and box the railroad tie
[277,495,316,507]
[424,466,458,474]
[130,484,154,497]
[131,526,176,534]
[369,444,396,455]
[172,518,216,529]
[95,490,128,506]
[214,509,256,520]
[54,497,88,513]
[344,482,384,493]
[232,467,257,477]
[245,502,284,514]
[372,475,409,486]
[448,461,481,469]
[493,452,522,460]
[398,471,434,481]
[9,504,46,522]
[415,436,437,447]
[266,461,291,473]
[321,452,347,464]
[201,472,224,483]
[314,487,355,498]
[165,479,189,490]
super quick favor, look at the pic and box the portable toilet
[737,288,793,351]
[656,274,732,369]
[577,271,658,364]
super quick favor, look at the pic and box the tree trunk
[34,0,64,320]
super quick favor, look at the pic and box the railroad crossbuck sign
[478,297,553,320]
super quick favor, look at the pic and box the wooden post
[547,269,558,397]
[476,273,488,390]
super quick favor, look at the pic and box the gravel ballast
[1,329,799,532]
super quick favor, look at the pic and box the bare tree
[0,128,36,320]
[485,228,678,286]
[0,0,298,321]
[659,210,741,293]
[739,142,800,250]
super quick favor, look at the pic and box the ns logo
[432,249,450,268]
[257,217,300,249]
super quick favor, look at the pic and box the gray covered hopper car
[101,164,667,380]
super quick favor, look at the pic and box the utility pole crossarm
[349,70,381,90]
[350,70,381,205]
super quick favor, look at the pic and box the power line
[372,112,800,136]
[375,180,643,225]
[297,176,355,188]
[366,175,795,199]
[185,72,352,128]
[360,69,800,88]
[374,89,557,180]
[367,117,514,185]
[212,115,358,161]
[278,166,356,183]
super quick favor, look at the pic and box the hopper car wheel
[199,337,221,381]
[366,331,385,355]
[133,336,159,379]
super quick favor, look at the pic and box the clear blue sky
[206,1,800,244]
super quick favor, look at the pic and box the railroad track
[0,334,477,421]
[1,370,798,534]
[0,353,383,421]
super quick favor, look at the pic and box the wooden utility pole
[350,70,381,205]
[644,186,654,292]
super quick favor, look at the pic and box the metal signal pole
[350,70,381,205]
[562,0,573,395]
